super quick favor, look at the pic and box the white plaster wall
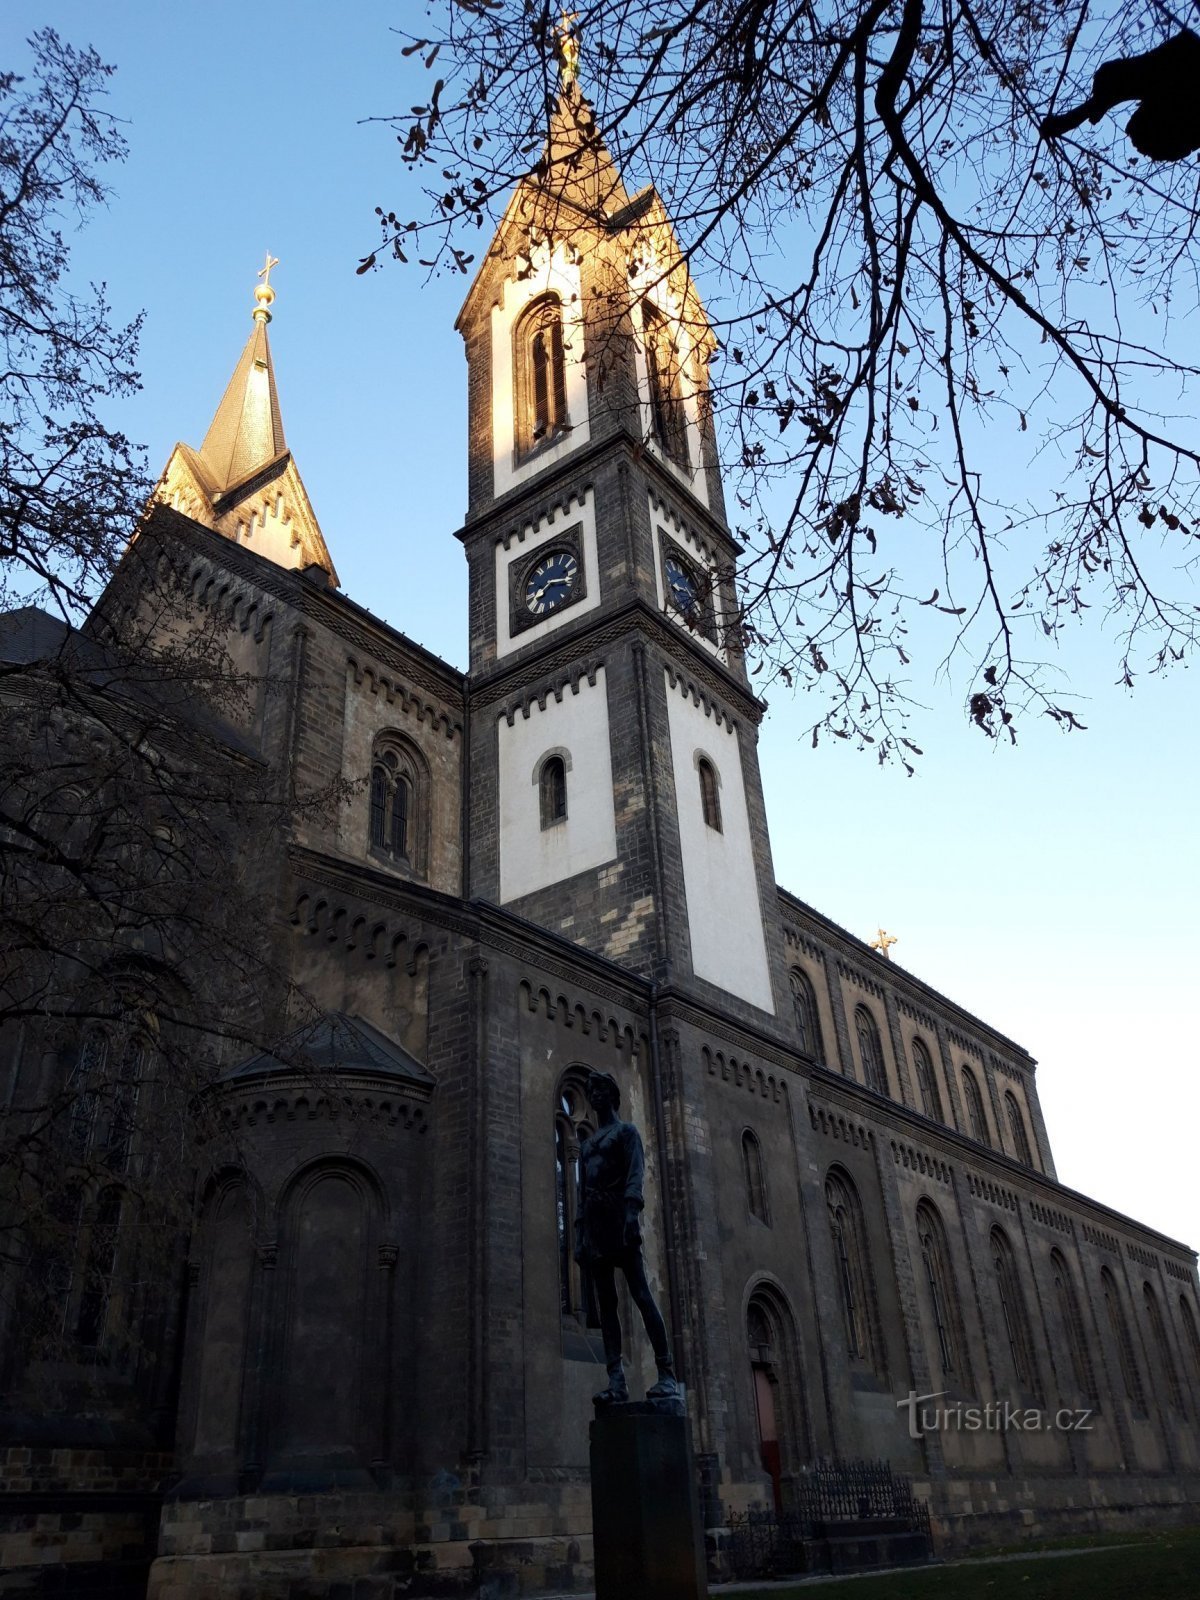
[494,489,600,660]
[498,668,617,902]
[491,243,590,499]
[648,488,727,667]
[628,255,709,510]
[664,672,775,1012]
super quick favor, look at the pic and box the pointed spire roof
[198,307,286,492]
[154,256,339,586]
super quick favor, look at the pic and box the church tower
[456,48,789,1021]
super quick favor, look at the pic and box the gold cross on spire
[557,11,581,90]
[870,928,898,960]
[253,252,280,324]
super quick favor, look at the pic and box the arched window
[102,1036,143,1173]
[961,1067,990,1145]
[539,754,568,829]
[912,1038,943,1121]
[76,1186,123,1349]
[826,1168,885,1377]
[742,1129,769,1224]
[746,1287,804,1517]
[991,1227,1038,1392]
[368,737,427,872]
[1101,1266,1146,1411]
[514,294,568,459]
[1050,1249,1097,1403]
[1144,1283,1184,1413]
[855,1006,887,1095]
[698,757,721,831]
[916,1200,968,1382]
[788,968,823,1061]
[68,1030,106,1158]
[1179,1295,1200,1387]
[1005,1091,1033,1166]
[642,301,690,468]
[555,1072,597,1327]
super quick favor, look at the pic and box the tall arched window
[698,757,722,831]
[642,301,690,468]
[788,968,823,1061]
[916,1199,968,1382]
[1050,1249,1097,1403]
[514,294,568,459]
[991,1227,1038,1392]
[912,1039,943,1121]
[1180,1295,1200,1388]
[855,1006,887,1095]
[68,1030,106,1158]
[961,1067,990,1146]
[1005,1091,1033,1166]
[539,754,568,829]
[75,1186,123,1349]
[742,1129,769,1224]
[746,1287,804,1517]
[368,736,427,872]
[555,1072,596,1326]
[826,1168,885,1377]
[1101,1266,1146,1411]
[1144,1283,1184,1413]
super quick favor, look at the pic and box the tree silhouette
[369,1,1200,760]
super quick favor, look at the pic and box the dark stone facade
[2,106,1199,1600]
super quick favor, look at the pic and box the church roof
[224,1011,434,1093]
[198,312,286,494]
[153,259,340,586]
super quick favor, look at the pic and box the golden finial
[253,252,279,324]
[556,11,580,90]
[869,928,898,961]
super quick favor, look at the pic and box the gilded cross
[870,928,898,960]
[258,252,280,291]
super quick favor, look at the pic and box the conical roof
[198,314,286,493]
[153,259,339,585]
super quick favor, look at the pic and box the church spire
[154,256,339,586]
[198,254,287,494]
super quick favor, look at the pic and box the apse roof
[224,1011,434,1092]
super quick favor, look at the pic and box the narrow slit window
[540,755,568,829]
[698,758,721,832]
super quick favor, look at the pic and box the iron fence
[723,1458,931,1581]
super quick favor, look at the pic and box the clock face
[665,553,699,615]
[524,548,580,616]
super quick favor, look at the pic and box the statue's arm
[622,1125,646,1205]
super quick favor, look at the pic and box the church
[2,67,1199,1600]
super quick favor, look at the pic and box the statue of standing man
[574,1071,682,1408]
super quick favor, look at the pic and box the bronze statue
[574,1071,681,1407]
[1041,30,1200,162]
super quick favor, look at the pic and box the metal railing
[723,1458,931,1581]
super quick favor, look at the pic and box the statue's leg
[591,1260,629,1404]
[624,1251,672,1370]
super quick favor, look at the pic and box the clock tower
[455,77,789,1023]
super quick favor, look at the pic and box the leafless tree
[0,34,336,1392]
[370,0,1200,761]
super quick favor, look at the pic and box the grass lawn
[725,1526,1200,1600]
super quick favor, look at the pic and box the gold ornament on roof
[557,11,581,89]
[869,927,898,960]
[253,252,280,324]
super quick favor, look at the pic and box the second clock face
[665,553,699,615]
[525,548,580,616]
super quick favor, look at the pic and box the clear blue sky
[6,4,1196,1249]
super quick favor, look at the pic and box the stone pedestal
[590,1402,708,1600]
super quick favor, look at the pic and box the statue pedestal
[589,1401,709,1600]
